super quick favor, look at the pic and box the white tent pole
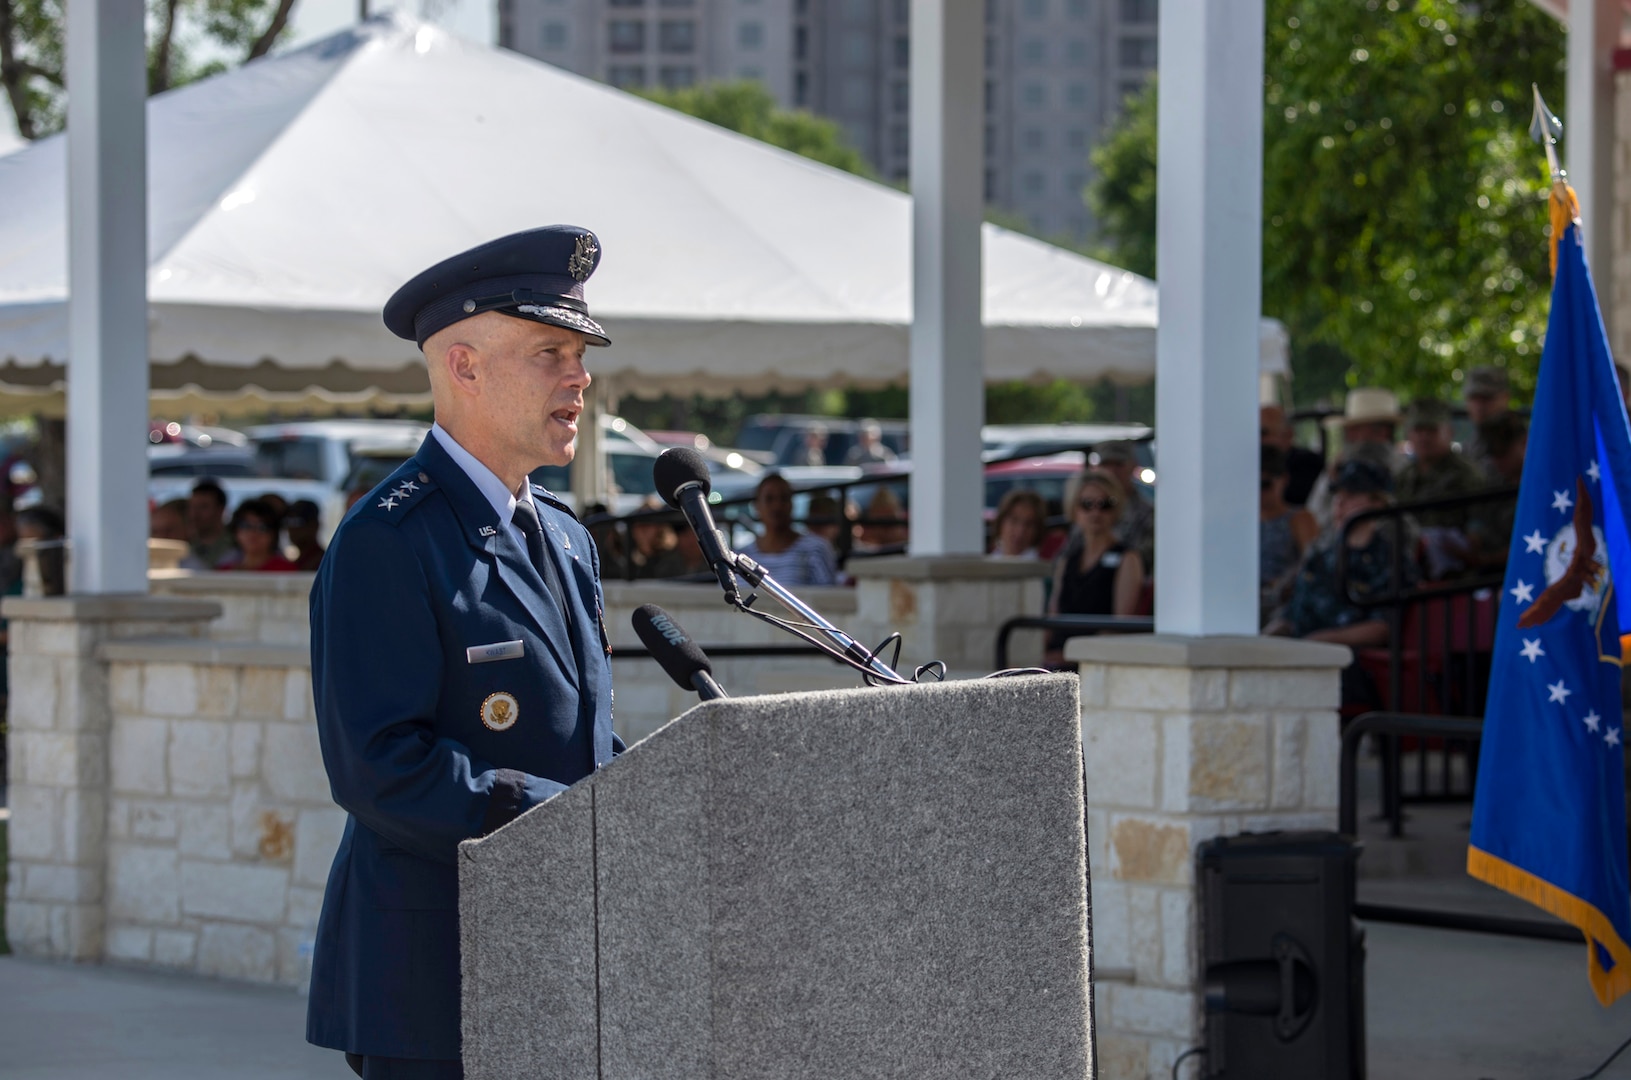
[908,0,984,557]
[1568,0,1617,337]
[1153,0,1263,636]
[66,0,150,593]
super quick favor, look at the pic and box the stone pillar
[1068,635,1349,1080]
[4,596,220,959]
[846,556,1048,676]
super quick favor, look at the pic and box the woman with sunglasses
[217,498,298,572]
[1044,470,1144,666]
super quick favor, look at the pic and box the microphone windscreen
[631,603,714,691]
[654,447,712,508]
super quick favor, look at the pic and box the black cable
[731,599,914,686]
[985,667,1052,678]
[1567,1030,1631,1080]
[1170,1045,1206,1080]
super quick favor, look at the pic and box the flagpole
[1532,85,1580,276]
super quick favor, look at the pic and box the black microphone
[631,604,727,701]
[653,447,741,604]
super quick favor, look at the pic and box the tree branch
[245,0,297,62]
[151,0,182,93]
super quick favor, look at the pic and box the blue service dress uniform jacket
[305,432,620,1061]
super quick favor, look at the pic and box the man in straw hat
[1307,388,1405,529]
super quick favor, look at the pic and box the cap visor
[506,305,610,347]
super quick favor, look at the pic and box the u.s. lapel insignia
[478,525,498,537]
[562,535,571,551]
[482,691,519,732]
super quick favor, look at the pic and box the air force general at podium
[305,226,623,1079]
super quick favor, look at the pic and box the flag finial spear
[1531,84,1577,274]
[1532,83,1566,184]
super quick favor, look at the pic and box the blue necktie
[511,499,569,620]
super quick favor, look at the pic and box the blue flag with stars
[1469,208,1631,1006]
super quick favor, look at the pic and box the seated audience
[217,499,297,572]
[1260,446,1318,624]
[627,496,690,579]
[1309,388,1403,529]
[188,479,234,569]
[1466,413,1528,571]
[18,506,66,596]
[1091,441,1153,570]
[1397,398,1484,577]
[855,486,909,551]
[1266,459,1415,707]
[739,473,839,586]
[1260,404,1324,507]
[1044,470,1146,666]
[990,489,1046,560]
[844,419,898,466]
[805,493,854,566]
[1461,366,1512,473]
[284,500,325,571]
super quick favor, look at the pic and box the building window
[542,22,567,48]
[893,35,909,67]
[1021,40,1045,63]
[607,64,646,87]
[1066,128,1087,150]
[985,168,997,201]
[609,0,643,6]
[1023,0,1045,16]
[985,123,996,151]
[1119,0,1157,22]
[1119,36,1157,67]
[795,70,809,105]
[659,20,695,52]
[738,21,764,49]
[1066,171,1087,195]
[893,0,907,23]
[1021,83,1045,109]
[1119,79,1145,101]
[1023,171,1045,195]
[984,36,995,66]
[892,81,909,111]
[739,66,763,80]
[892,123,908,156]
[660,0,695,5]
[1022,127,1044,151]
[844,33,873,65]
[608,20,646,52]
[795,25,808,59]
[842,75,872,110]
[1066,39,1088,66]
[844,0,869,18]
[660,65,696,87]
[1067,0,1087,13]
[985,80,996,112]
[1066,83,1087,107]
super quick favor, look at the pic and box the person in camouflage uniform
[1461,366,1512,473]
[1396,398,1485,530]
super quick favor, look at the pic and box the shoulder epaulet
[360,465,438,525]
[532,484,579,522]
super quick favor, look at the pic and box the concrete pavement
[6,921,1631,1078]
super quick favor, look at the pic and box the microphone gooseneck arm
[728,552,908,685]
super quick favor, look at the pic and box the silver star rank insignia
[378,496,398,510]
[398,480,419,493]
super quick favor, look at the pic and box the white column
[66,0,149,593]
[908,0,984,557]
[1153,0,1264,636]
[1568,0,1617,333]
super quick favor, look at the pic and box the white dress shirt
[431,423,536,552]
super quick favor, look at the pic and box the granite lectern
[458,673,1094,1079]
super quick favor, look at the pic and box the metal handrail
[993,614,1155,669]
[1339,710,1584,945]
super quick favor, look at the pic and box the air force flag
[1469,205,1631,1005]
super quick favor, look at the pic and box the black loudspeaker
[1198,831,1365,1079]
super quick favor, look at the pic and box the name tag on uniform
[467,640,525,664]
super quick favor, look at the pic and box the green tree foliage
[1090,0,1565,404]
[0,0,296,140]
[639,81,875,177]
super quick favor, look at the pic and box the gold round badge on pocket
[481,692,519,732]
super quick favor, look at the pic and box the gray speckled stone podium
[458,673,1094,1079]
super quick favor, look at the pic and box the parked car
[148,445,259,479]
[736,414,910,467]
[981,422,1151,463]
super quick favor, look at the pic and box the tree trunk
[0,0,37,140]
[246,0,298,61]
[150,0,181,93]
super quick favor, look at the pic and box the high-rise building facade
[500,0,1156,242]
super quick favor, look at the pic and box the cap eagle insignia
[568,234,598,282]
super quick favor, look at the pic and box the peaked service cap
[383,225,610,348]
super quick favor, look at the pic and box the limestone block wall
[96,642,338,987]
[848,555,1048,675]
[4,597,221,961]
[1068,635,1349,1080]
[150,571,315,645]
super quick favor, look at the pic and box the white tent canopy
[0,14,1288,399]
